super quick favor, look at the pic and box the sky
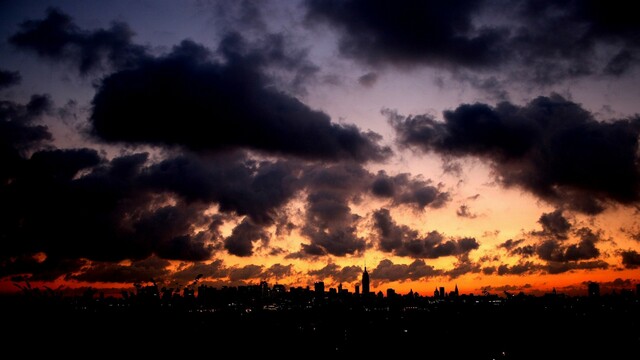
[1,0,639,297]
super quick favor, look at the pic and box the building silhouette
[362,267,370,295]
[315,281,324,299]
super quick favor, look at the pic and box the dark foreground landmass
[2,290,638,359]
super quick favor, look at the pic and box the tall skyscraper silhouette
[362,267,370,295]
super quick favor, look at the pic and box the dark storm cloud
[264,263,294,279]
[308,263,341,278]
[544,260,609,275]
[9,7,148,74]
[0,148,235,272]
[134,203,216,261]
[308,263,362,283]
[498,239,525,251]
[203,0,323,95]
[620,250,640,269]
[90,36,390,162]
[291,164,449,258]
[482,266,496,275]
[511,245,536,258]
[371,171,450,209]
[511,0,640,81]
[446,254,481,279]
[534,209,571,239]
[301,191,365,256]
[333,265,362,283]
[497,261,541,276]
[390,94,640,213]
[536,228,601,262]
[371,259,442,282]
[0,255,86,282]
[298,163,370,257]
[172,260,228,283]
[224,218,270,257]
[372,208,418,252]
[141,152,302,225]
[70,257,171,283]
[372,208,479,258]
[228,264,264,281]
[305,1,640,82]
[305,0,506,69]
[11,9,389,162]
[0,69,21,89]
[0,94,53,182]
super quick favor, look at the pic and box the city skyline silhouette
[3,268,639,358]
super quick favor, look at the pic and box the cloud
[224,218,270,257]
[620,225,640,242]
[371,259,442,282]
[534,209,571,240]
[203,0,268,35]
[536,227,601,262]
[0,148,237,271]
[134,203,217,261]
[511,245,536,258]
[446,254,481,279]
[11,10,390,162]
[371,170,450,209]
[456,204,477,218]
[228,264,264,281]
[390,94,640,214]
[480,284,532,293]
[172,260,228,283]
[9,7,148,74]
[70,257,171,283]
[497,261,541,276]
[0,69,21,89]
[372,208,479,258]
[90,35,390,162]
[298,163,370,257]
[141,152,302,225]
[498,239,525,251]
[300,193,365,256]
[263,263,295,280]
[291,164,449,258]
[0,94,53,182]
[482,266,496,275]
[308,263,362,283]
[620,250,640,269]
[304,0,505,69]
[358,72,378,87]
[510,0,640,81]
[305,1,640,84]
[0,255,86,282]
[544,260,609,275]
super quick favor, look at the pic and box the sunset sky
[1,0,639,297]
